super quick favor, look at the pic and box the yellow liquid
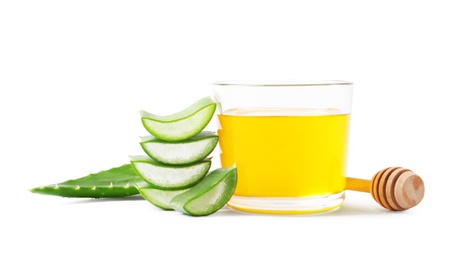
[218,108,350,199]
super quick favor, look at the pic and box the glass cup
[212,80,353,214]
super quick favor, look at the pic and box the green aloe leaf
[140,96,216,142]
[171,165,237,216]
[140,131,218,165]
[130,156,211,190]
[30,164,146,198]
[137,185,190,210]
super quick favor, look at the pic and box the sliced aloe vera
[140,96,216,142]
[137,185,189,210]
[171,165,237,216]
[30,164,146,198]
[130,155,211,189]
[140,131,218,165]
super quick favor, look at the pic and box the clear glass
[213,80,353,214]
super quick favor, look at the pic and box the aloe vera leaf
[140,131,218,165]
[30,164,146,198]
[137,185,190,210]
[140,96,216,142]
[130,155,211,190]
[171,165,237,216]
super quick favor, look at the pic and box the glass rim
[213,80,352,87]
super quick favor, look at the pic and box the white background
[1,0,475,259]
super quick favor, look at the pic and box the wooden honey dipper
[346,167,425,211]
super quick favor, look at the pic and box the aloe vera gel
[31,96,237,216]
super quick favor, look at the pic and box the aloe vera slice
[137,185,189,210]
[171,165,237,216]
[140,96,216,142]
[130,155,211,189]
[30,164,146,198]
[140,131,218,165]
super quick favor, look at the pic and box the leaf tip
[29,186,43,193]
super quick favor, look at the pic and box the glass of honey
[213,80,353,214]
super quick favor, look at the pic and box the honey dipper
[346,167,425,211]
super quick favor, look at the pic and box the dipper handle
[346,178,371,193]
[346,167,425,211]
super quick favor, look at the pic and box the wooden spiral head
[370,167,425,211]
